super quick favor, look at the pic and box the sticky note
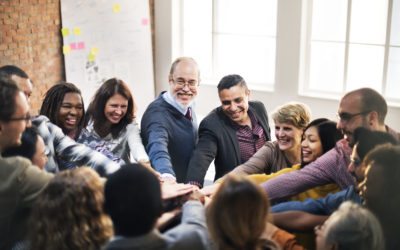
[63,45,71,55]
[113,3,121,13]
[141,18,149,26]
[70,42,77,50]
[90,47,99,55]
[73,27,81,36]
[77,41,85,50]
[88,52,96,62]
[61,28,70,37]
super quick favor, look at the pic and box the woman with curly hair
[28,167,113,250]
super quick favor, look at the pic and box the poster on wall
[60,0,154,120]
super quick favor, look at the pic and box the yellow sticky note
[113,3,121,13]
[61,28,70,37]
[88,52,96,62]
[63,45,71,55]
[90,47,99,55]
[73,27,81,36]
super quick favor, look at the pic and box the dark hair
[104,164,162,236]
[0,65,29,79]
[0,75,20,121]
[86,78,134,138]
[3,126,39,160]
[353,127,398,161]
[301,118,342,167]
[40,82,85,137]
[345,88,387,124]
[217,74,248,92]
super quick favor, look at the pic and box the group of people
[1,56,400,250]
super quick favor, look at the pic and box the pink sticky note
[70,43,77,50]
[77,41,85,50]
[141,18,149,26]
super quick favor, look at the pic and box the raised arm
[141,115,175,176]
[37,118,120,176]
[186,120,219,186]
[126,122,150,162]
[261,142,354,202]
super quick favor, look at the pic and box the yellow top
[246,164,339,201]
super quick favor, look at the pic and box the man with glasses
[270,128,397,232]
[141,57,200,183]
[261,88,400,202]
[186,74,271,187]
[0,75,53,249]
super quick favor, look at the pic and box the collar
[162,91,194,116]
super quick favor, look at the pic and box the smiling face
[57,92,83,134]
[275,121,303,153]
[168,59,199,107]
[219,85,250,126]
[104,94,128,124]
[301,126,323,164]
[337,94,371,146]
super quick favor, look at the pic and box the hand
[188,190,205,204]
[200,183,220,196]
[160,173,177,184]
[261,221,279,240]
[156,208,182,229]
[161,182,194,200]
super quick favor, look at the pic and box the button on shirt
[234,111,267,163]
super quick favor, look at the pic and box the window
[301,0,400,105]
[179,0,277,90]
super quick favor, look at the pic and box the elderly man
[186,74,270,187]
[0,76,53,249]
[141,57,200,183]
[262,88,400,202]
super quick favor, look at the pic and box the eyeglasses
[336,110,371,122]
[7,113,32,122]
[172,78,198,89]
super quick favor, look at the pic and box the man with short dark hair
[104,164,210,250]
[0,65,33,100]
[362,144,400,250]
[0,76,53,249]
[186,74,270,187]
[262,87,400,202]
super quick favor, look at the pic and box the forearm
[272,211,328,232]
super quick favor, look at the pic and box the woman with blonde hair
[28,167,113,250]
[202,102,310,196]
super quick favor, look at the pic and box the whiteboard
[60,0,154,120]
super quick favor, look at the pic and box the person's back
[104,164,210,250]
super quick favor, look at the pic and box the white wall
[154,0,400,131]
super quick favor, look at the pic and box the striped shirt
[262,126,400,202]
[234,111,267,163]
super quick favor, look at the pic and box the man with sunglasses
[261,88,400,202]
[141,57,200,183]
[0,75,53,249]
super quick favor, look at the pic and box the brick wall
[0,0,65,114]
[1,0,155,114]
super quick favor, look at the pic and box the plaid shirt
[33,115,120,176]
